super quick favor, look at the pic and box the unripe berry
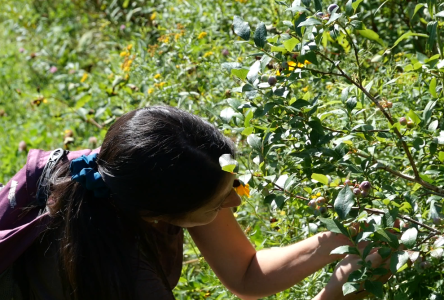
[221,49,229,56]
[407,120,415,128]
[261,74,269,82]
[18,141,27,152]
[349,226,358,237]
[344,179,352,186]
[316,197,326,205]
[433,217,442,225]
[361,190,369,197]
[328,4,339,13]
[292,53,298,60]
[308,200,317,209]
[360,181,371,191]
[386,101,393,108]
[225,89,231,98]
[268,76,277,86]
[419,261,432,270]
[353,188,361,196]
[319,206,328,215]
[399,117,407,126]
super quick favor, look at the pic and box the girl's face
[162,173,242,228]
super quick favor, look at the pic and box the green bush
[1,0,444,299]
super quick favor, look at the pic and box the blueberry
[268,76,277,86]
[360,181,371,191]
[328,4,339,13]
[399,117,407,126]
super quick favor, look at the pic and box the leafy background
[1,0,444,299]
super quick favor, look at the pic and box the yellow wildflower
[154,82,166,88]
[316,192,321,196]
[80,73,88,83]
[154,73,161,79]
[297,62,305,68]
[234,183,250,198]
[127,44,133,51]
[280,211,286,216]
[175,33,181,41]
[203,51,213,58]
[304,60,312,65]
[43,98,48,104]
[236,0,248,3]
[276,69,281,76]
[148,88,154,94]
[121,59,133,72]
[150,12,156,20]
[237,57,243,62]
[120,51,129,57]
[197,32,207,39]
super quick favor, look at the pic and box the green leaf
[286,5,309,13]
[357,29,385,46]
[342,282,360,296]
[330,245,360,255]
[247,134,262,151]
[423,101,436,125]
[283,37,300,52]
[254,22,267,48]
[390,251,409,273]
[352,0,364,10]
[346,97,357,111]
[378,247,392,259]
[326,12,343,26]
[412,4,425,19]
[345,0,354,16]
[219,154,238,173]
[319,218,348,235]
[364,280,384,298]
[314,0,322,11]
[374,229,399,249]
[334,185,355,220]
[391,31,429,49]
[298,18,322,27]
[311,173,329,185]
[427,21,438,52]
[430,77,437,98]
[75,94,92,109]
[407,109,421,125]
[220,107,236,123]
[231,68,249,80]
[233,16,251,41]
[401,227,418,249]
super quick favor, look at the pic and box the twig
[87,118,103,129]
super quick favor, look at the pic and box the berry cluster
[344,179,372,197]
[308,196,328,215]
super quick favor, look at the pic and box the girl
[0,106,388,299]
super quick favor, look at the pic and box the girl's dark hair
[47,106,236,299]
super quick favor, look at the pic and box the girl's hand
[313,250,392,300]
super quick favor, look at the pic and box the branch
[353,151,444,194]
[344,206,442,234]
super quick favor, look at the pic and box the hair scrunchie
[69,153,109,198]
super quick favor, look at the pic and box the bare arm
[188,208,352,298]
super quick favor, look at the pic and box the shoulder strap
[35,148,69,214]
